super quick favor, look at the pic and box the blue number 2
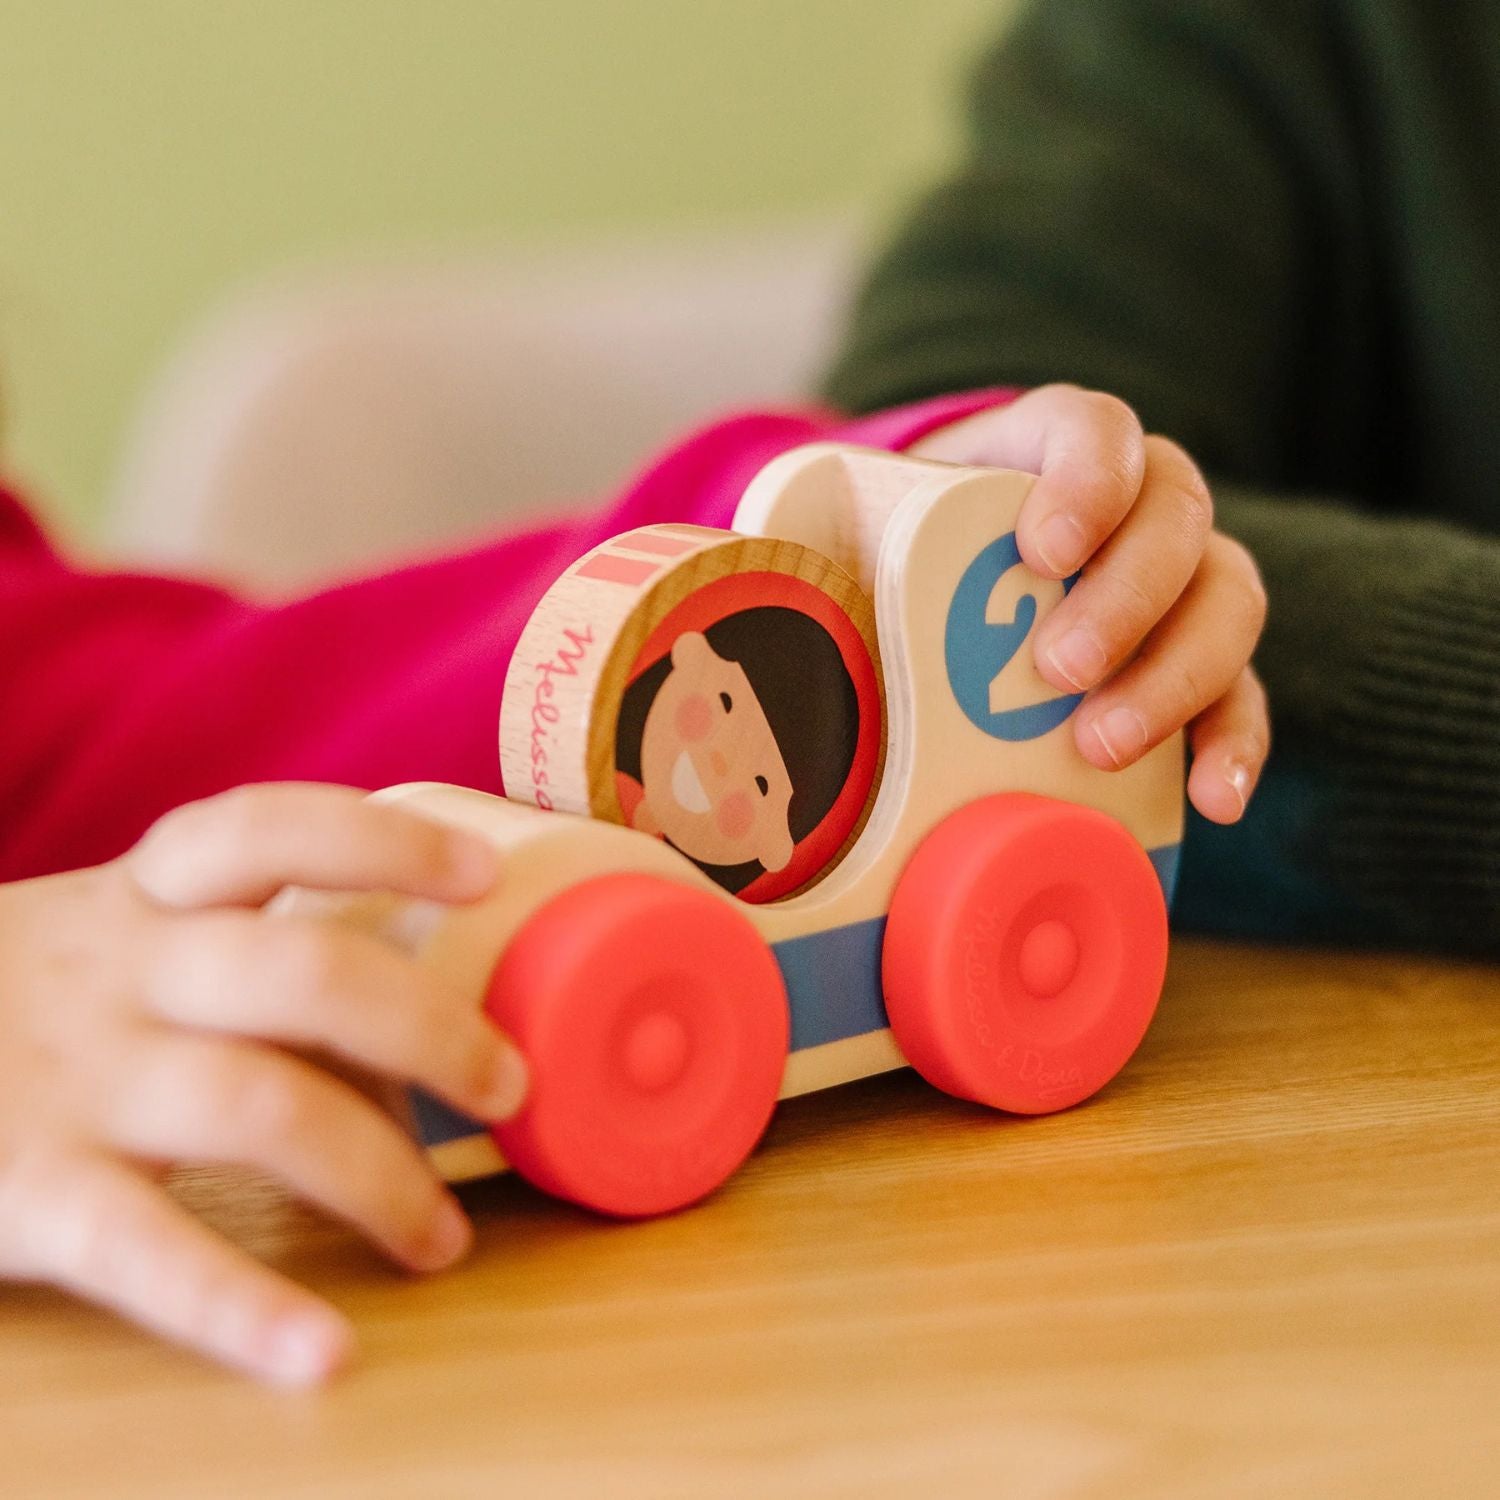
[944,532,1083,741]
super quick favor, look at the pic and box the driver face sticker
[613,591,879,903]
[634,631,796,873]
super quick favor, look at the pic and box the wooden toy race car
[287,445,1183,1217]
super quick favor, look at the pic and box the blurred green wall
[0,0,1011,532]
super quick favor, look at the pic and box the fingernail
[1034,512,1088,575]
[1091,707,1149,766]
[1045,628,1109,690]
[476,1038,530,1121]
[265,1313,351,1388]
[446,833,498,898]
[1225,761,1250,816]
[413,1197,473,1273]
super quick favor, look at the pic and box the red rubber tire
[883,794,1167,1114]
[485,874,789,1217]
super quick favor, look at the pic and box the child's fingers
[910,384,1147,578]
[1072,532,1268,770]
[145,911,527,1122]
[1032,435,1214,694]
[98,1034,474,1277]
[2,1149,352,1386]
[129,783,498,910]
[1186,668,1271,824]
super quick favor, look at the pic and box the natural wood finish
[4,940,1497,1498]
[735,444,1184,855]
[497,522,880,832]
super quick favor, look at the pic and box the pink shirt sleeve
[0,390,1012,878]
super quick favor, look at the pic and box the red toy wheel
[883,794,1167,1114]
[485,874,789,1217]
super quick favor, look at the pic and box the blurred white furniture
[106,222,862,594]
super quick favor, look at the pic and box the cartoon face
[633,631,796,872]
[610,585,882,903]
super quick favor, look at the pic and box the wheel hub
[622,1010,692,1093]
[1015,917,1080,999]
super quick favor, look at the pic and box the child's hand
[910,384,1270,823]
[0,783,525,1386]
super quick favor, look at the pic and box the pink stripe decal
[576,554,660,586]
[616,530,700,558]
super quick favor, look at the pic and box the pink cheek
[715,792,754,840]
[674,694,713,742]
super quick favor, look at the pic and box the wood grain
[3,939,1497,1499]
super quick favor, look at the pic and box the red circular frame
[620,569,882,902]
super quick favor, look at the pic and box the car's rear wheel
[485,874,789,1216]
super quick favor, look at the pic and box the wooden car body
[286,446,1183,1207]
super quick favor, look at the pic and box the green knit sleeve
[1209,490,1500,954]
[824,0,1328,472]
[822,0,1500,953]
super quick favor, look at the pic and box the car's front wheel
[883,794,1168,1114]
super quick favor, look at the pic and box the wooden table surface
[3,939,1498,1499]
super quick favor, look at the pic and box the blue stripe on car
[410,842,1183,1147]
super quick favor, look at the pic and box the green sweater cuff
[1218,491,1500,952]
[1334,557,1500,933]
